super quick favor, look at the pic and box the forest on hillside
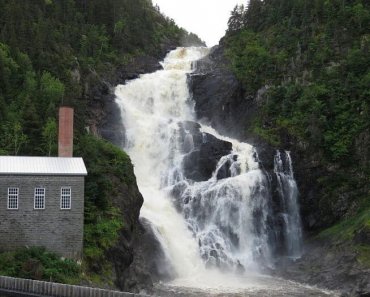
[224,0,370,228]
[0,0,203,283]
[0,0,202,156]
[226,0,369,163]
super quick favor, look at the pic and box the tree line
[224,0,369,226]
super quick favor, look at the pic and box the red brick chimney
[58,107,74,157]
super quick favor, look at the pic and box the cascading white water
[115,48,208,278]
[114,47,306,291]
[274,150,303,258]
[175,125,273,272]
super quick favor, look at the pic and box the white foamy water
[115,47,209,278]
[114,47,333,295]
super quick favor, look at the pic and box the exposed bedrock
[112,218,174,293]
[190,46,256,142]
[178,121,232,181]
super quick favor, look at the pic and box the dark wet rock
[216,159,232,180]
[276,239,370,297]
[170,181,189,212]
[114,218,175,293]
[354,226,370,245]
[115,55,163,83]
[103,172,152,292]
[178,121,203,150]
[181,133,232,182]
[189,45,257,142]
[177,121,233,181]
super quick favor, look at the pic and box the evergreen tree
[227,5,245,33]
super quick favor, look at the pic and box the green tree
[227,5,245,33]
[1,121,28,155]
[21,97,41,153]
[39,71,65,117]
[42,118,57,156]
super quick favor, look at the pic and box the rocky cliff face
[189,43,370,296]
[190,45,254,142]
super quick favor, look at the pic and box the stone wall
[0,175,84,259]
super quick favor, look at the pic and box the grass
[356,245,370,267]
[0,247,81,284]
[317,201,370,268]
[318,207,370,241]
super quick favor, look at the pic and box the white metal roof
[0,156,87,176]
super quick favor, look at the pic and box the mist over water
[115,47,336,296]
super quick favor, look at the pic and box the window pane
[8,188,19,209]
[34,188,45,209]
[60,187,71,209]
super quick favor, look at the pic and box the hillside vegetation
[0,0,202,284]
[224,0,370,227]
[224,0,369,233]
[0,0,202,156]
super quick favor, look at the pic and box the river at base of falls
[153,273,338,297]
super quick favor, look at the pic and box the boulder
[178,121,232,181]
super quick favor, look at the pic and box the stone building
[0,107,87,259]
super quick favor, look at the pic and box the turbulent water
[115,47,337,296]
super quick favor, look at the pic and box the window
[34,188,45,209]
[7,188,19,209]
[60,187,71,209]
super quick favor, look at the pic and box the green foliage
[1,121,28,155]
[318,201,370,268]
[76,134,135,207]
[356,245,370,268]
[0,0,202,156]
[84,208,123,269]
[0,247,81,284]
[75,134,135,276]
[225,0,370,164]
[225,0,370,229]
[39,72,65,117]
[226,30,277,92]
[41,118,58,156]
[319,206,370,241]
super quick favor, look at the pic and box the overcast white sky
[152,0,247,47]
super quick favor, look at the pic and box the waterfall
[274,150,303,258]
[114,47,303,285]
[115,48,208,278]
